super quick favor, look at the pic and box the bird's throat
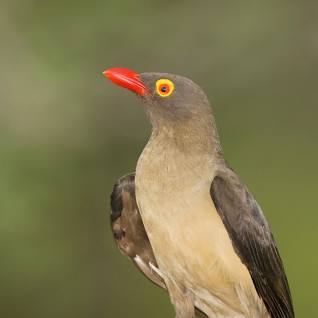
[135,125,218,208]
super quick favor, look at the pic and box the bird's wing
[210,166,294,318]
[110,174,209,318]
[110,173,165,289]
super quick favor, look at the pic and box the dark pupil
[161,85,168,93]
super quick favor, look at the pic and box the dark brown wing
[110,173,165,288]
[210,167,294,318]
[110,173,208,318]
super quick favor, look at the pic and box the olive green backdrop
[1,1,317,317]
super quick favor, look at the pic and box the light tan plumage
[135,127,268,318]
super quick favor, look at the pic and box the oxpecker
[104,68,294,318]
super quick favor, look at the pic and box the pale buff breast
[135,174,268,316]
[135,135,268,317]
[136,183,267,316]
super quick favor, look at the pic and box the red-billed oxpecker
[104,68,294,318]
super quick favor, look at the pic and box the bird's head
[103,68,213,130]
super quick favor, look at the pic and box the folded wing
[211,167,294,318]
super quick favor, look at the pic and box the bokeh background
[1,1,317,317]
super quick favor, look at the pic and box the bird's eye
[156,79,174,97]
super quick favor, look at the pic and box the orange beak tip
[102,70,109,77]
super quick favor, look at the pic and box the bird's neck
[149,116,221,161]
[136,119,222,194]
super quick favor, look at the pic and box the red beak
[103,68,148,96]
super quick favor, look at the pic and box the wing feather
[110,173,165,288]
[211,168,294,318]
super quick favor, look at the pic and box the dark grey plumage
[110,174,164,288]
[211,167,294,318]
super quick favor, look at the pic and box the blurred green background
[1,1,317,317]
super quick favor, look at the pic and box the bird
[104,67,294,318]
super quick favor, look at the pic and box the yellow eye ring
[156,79,175,97]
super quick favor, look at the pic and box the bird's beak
[103,68,148,96]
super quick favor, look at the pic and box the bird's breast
[135,141,267,317]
